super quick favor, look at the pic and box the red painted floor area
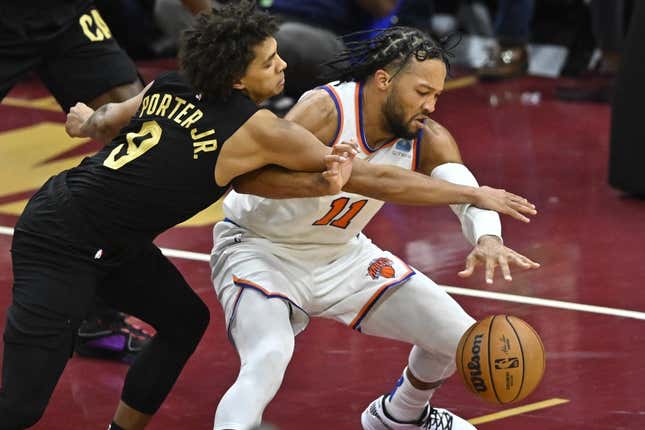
[1,72,645,430]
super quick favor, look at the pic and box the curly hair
[179,0,278,99]
[323,27,453,84]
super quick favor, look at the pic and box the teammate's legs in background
[357,272,476,428]
[214,289,295,430]
[38,3,143,113]
[98,244,210,429]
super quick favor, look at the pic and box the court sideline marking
[1,225,644,321]
[468,398,570,425]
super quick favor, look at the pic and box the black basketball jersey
[0,0,93,39]
[66,71,258,242]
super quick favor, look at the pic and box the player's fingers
[499,256,512,281]
[324,154,347,163]
[508,192,535,206]
[510,250,541,268]
[511,200,538,215]
[485,257,496,284]
[321,170,338,177]
[334,143,358,156]
[503,207,530,223]
[458,254,477,278]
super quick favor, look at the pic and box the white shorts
[210,221,416,335]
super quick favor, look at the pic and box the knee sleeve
[242,337,294,383]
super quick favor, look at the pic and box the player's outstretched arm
[232,143,356,197]
[344,160,536,222]
[65,81,154,144]
[216,108,356,187]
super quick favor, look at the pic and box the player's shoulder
[151,70,184,87]
[420,118,457,148]
[292,87,339,120]
[284,87,339,144]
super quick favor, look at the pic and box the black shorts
[0,2,139,111]
[10,172,187,342]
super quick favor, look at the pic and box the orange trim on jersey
[354,83,371,154]
[232,275,293,302]
[411,136,419,171]
[349,258,415,330]
[382,138,399,149]
[323,84,344,147]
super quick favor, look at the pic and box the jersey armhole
[413,127,424,172]
[318,85,344,146]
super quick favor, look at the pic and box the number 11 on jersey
[313,197,367,229]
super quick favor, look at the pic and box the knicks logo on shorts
[367,257,396,280]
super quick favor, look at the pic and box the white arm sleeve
[430,163,502,246]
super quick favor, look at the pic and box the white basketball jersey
[223,81,422,245]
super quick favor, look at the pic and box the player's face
[383,58,446,139]
[237,37,287,104]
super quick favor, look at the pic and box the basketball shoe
[361,395,476,430]
[76,311,153,363]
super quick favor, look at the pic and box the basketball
[456,315,545,404]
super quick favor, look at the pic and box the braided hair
[323,27,453,84]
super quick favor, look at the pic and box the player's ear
[233,79,246,91]
[374,69,391,90]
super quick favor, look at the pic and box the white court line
[0,226,210,262]
[441,285,645,321]
[2,224,644,320]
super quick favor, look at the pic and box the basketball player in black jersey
[0,2,355,429]
[0,0,155,362]
[0,2,536,429]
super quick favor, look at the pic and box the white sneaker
[361,395,476,430]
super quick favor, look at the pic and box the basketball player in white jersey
[210,27,540,430]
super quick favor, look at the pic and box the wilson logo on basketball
[367,257,396,280]
[468,334,488,392]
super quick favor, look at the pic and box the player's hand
[473,186,537,223]
[322,141,358,194]
[65,102,95,138]
[458,235,540,284]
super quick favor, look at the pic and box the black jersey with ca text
[0,0,93,40]
[66,71,258,242]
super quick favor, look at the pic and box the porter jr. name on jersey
[138,92,218,160]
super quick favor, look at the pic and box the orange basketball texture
[380,265,395,278]
[455,315,545,404]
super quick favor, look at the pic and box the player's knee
[247,338,294,377]
[181,300,210,346]
[160,298,210,349]
[188,299,211,336]
[263,346,293,373]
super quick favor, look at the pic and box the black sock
[108,422,125,430]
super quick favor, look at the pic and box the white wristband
[430,163,502,245]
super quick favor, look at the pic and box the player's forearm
[431,163,502,244]
[232,166,333,198]
[343,162,478,205]
[80,103,124,144]
[263,117,330,172]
